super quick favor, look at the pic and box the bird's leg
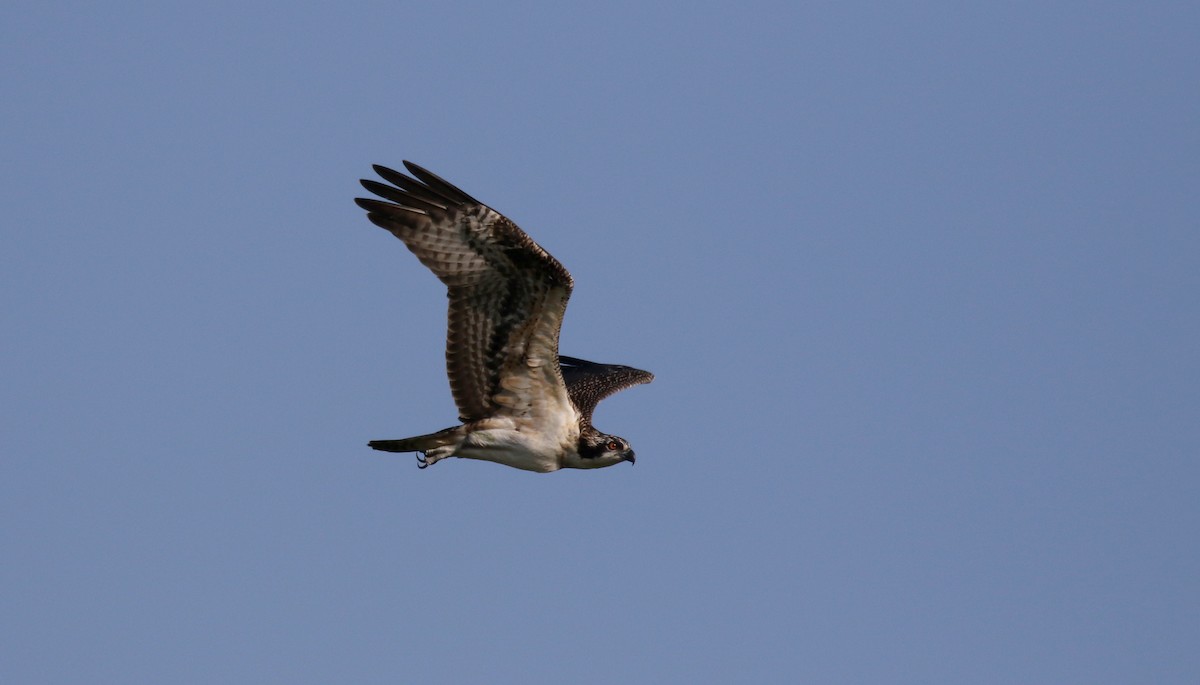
[416,451,429,469]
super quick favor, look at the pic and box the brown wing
[355,162,575,423]
[559,355,654,426]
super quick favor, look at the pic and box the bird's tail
[368,426,460,453]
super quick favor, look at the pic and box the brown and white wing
[559,355,654,425]
[355,162,575,423]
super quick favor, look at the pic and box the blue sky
[3,2,1198,682]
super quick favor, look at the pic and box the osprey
[354,162,653,472]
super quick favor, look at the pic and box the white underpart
[456,414,580,472]
[425,383,583,473]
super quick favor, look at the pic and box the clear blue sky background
[3,2,1197,682]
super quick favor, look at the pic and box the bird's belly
[455,427,569,473]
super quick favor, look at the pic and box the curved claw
[416,452,429,469]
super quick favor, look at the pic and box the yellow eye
[607,440,619,451]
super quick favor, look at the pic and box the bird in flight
[354,162,653,472]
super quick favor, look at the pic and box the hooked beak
[623,450,636,465]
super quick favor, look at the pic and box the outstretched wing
[559,355,654,425]
[355,162,575,423]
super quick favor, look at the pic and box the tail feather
[368,426,459,453]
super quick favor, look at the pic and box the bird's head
[572,429,636,468]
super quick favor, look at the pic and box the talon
[417,452,429,469]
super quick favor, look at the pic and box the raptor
[354,162,653,472]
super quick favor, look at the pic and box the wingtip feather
[355,197,428,216]
[401,161,481,205]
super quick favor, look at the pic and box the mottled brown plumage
[559,356,655,425]
[354,162,652,472]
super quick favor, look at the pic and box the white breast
[455,407,581,473]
